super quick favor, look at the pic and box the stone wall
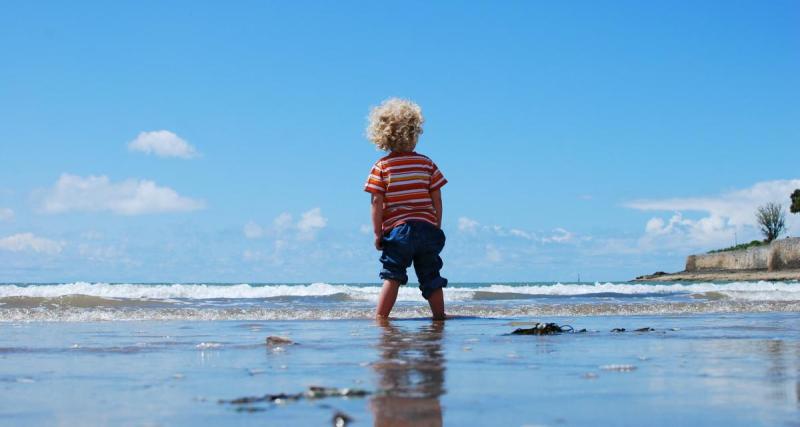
[686,237,800,272]
[767,237,800,270]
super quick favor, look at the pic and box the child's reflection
[370,318,446,427]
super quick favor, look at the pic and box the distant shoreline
[636,237,800,282]
[634,269,800,282]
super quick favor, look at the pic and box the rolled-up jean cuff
[419,277,448,300]
[379,270,409,285]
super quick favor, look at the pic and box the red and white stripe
[364,151,447,232]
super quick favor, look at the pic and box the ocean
[1,281,798,426]
[1,281,799,321]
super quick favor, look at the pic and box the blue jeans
[379,221,447,300]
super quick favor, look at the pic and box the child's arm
[371,193,385,249]
[431,189,442,228]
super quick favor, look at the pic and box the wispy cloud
[458,217,480,233]
[273,213,294,232]
[485,244,502,263]
[78,243,130,263]
[243,221,265,239]
[128,130,198,159]
[543,228,575,243]
[36,174,205,215]
[243,208,328,242]
[509,228,534,239]
[297,208,328,240]
[456,216,579,245]
[0,208,13,221]
[241,208,330,269]
[0,233,64,255]
[242,240,294,266]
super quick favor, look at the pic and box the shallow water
[0,316,798,425]
[0,282,798,426]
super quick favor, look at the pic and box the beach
[3,0,798,425]
[0,282,798,426]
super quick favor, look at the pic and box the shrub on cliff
[791,189,800,214]
[708,240,766,254]
[756,202,786,242]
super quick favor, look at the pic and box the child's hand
[374,235,383,250]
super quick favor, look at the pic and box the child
[364,98,448,320]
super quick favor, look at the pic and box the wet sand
[1,313,798,426]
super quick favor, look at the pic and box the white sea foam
[0,281,798,302]
[0,282,382,300]
[475,281,800,296]
[195,342,222,349]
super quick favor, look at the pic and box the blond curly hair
[366,98,424,152]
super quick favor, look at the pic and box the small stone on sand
[333,411,352,427]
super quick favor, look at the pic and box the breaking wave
[1,281,798,301]
[1,281,798,322]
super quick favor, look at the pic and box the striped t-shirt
[364,151,447,232]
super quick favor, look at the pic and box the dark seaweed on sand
[220,386,370,406]
[510,323,657,335]
[510,322,575,335]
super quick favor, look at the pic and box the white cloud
[458,216,573,244]
[359,224,372,235]
[543,228,575,243]
[242,238,291,265]
[78,243,128,263]
[639,213,735,250]
[274,239,289,252]
[509,228,534,240]
[37,174,204,215]
[0,233,64,255]
[243,221,265,239]
[627,179,800,249]
[242,249,264,262]
[0,208,13,221]
[273,213,294,232]
[242,209,327,244]
[297,208,327,240]
[627,179,800,228]
[458,217,480,233]
[128,130,198,159]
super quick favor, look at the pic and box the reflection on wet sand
[698,336,800,408]
[370,319,446,427]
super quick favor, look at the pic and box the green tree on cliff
[791,189,800,214]
[756,202,785,242]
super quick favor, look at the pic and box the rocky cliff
[686,237,800,272]
[635,237,800,281]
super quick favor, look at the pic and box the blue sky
[1,1,798,283]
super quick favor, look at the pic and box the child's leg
[376,279,401,318]
[412,224,447,320]
[426,287,446,320]
[377,224,413,318]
